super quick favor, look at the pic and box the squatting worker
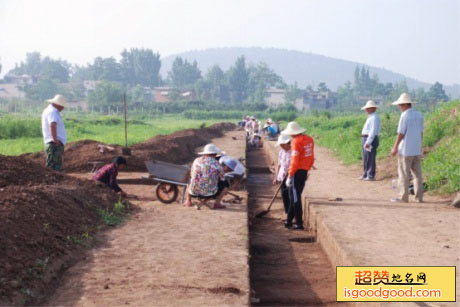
[273,134,292,214]
[359,100,381,181]
[93,156,127,197]
[41,94,67,171]
[390,93,424,203]
[281,122,314,230]
[183,144,227,209]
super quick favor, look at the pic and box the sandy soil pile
[0,155,125,305]
[24,123,236,173]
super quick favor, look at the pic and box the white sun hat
[361,100,379,110]
[281,121,306,136]
[392,93,416,105]
[46,94,67,107]
[198,144,221,155]
[276,134,291,146]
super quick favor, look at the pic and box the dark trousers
[280,179,290,214]
[287,170,308,226]
[361,136,379,179]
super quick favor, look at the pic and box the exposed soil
[246,148,340,306]
[0,155,130,305]
[43,130,250,306]
[0,124,237,306]
[23,123,236,173]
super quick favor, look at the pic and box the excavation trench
[247,147,340,306]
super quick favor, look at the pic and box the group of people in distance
[359,92,425,203]
[239,116,281,147]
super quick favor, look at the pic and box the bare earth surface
[264,141,460,306]
[43,132,459,306]
[45,130,249,306]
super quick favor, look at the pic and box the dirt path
[264,142,460,305]
[247,147,341,306]
[45,130,249,306]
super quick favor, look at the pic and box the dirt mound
[0,155,128,305]
[24,123,236,173]
[0,155,64,188]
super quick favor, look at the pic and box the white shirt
[277,148,291,182]
[361,112,381,145]
[41,104,67,145]
[397,108,424,156]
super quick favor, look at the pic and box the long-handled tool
[255,178,286,218]
[121,93,131,156]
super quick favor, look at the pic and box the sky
[0,0,459,85]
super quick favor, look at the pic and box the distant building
[3,74,37,85]
[153,87,195,103]
[301,91,337,111]
[265,88,286,108]
[0,84,25,99]
[265,87,337,111]
[153,86,173,103]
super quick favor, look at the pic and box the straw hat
[361,100,379,110]
[46,94,67,107]
[281,121,306,135]
[392,93,416,105]
[198,144,221,155]
[276,134,291,146]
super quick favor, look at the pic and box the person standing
[273,134,292,214]
[359,100,381,181]
[281,122,315,230]
[390,93,424,203]
[41,94,67,171]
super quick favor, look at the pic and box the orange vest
[288,134,315,176]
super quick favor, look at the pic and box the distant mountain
[161,47,459,98]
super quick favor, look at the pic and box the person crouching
[93,156,127,196]
[182,144,227,209]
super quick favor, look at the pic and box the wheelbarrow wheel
[155,183,179,204]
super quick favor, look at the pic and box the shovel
[121,93,131,156]
[255,176,286,218]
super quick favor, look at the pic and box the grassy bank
[0,115,224,156]
[296,100,460,194]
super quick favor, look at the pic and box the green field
[0,114,226,156]
[296,100,460,194]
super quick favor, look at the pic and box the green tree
[120,48,161,86]
[285,82,302,104]
[21,77,59,101]
[428,82,448,103]
[10,52,70,82]
[317,82,329,92]
[227,56,249,103]
[168,57,202,88]
[205,65,229,102]
[247,62,284,103]
[336,81,355,109]
[87,81,123,113]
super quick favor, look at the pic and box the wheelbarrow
[144,160,190,204]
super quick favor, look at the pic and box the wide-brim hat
[222,158,237,171]
[392,93,416,105]
[198,144,221,155]
[46,94,67,107]
[281,121,306,136]
[276,134,291,146]
[361,100,379,110]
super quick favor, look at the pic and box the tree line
[3,49,450,113]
